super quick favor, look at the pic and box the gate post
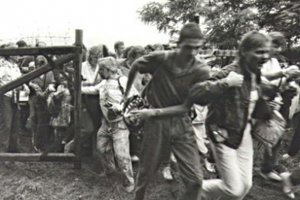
[73,29,83,169]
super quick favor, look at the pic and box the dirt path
[0,158,298,200]
[0,130,299,200]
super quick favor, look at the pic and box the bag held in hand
[251,110,286,147]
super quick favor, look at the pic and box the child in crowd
[47,74,72,152]
[81,57,137,193]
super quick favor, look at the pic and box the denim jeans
[290,168,300,186]
[201,123,253,200]
[261,139,283,173]
[97,119,134,187]
[134,115,203,200]
[288,112,300,156]
[0,95,19,152]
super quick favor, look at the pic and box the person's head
[35,56,48,68]
[16,40,27,48]
[98,57,118,79]
[127,46,146,64]
[269,31,286,54]
[88,45,104,67]
[57,73,69,87]
[114,41,125,56]
[5,42,18,48]
[177,23,204,58]
[153,43,164,51]
[122,46,133,59]
[144,44,154,54]
[238,31,271,74]
[36,40,47,47]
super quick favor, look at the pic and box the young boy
[82,57,137,193]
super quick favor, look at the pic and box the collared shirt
[0,57,22,97]
[132,51,210,108]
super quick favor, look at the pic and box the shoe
[284,190,295,199]
[162,166,173,181]
[124,184,135,193]
[281,172,295,199]
[131,155,139,162]
[260,171,282,182]
[204,158,216,173]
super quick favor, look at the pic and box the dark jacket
[189,61,273,149]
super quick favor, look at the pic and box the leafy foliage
[138,0,300,49]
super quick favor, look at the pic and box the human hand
[225,72,244,87]
[283,65,300,78]
[268,101,281,111]
[48,84,56,92]
[111,103,123,113]
[125,109,154,120]
[121,95,128,108]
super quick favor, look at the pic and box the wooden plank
[0,54,75,94]
[0,46,78,56]
[73,29,83,169]
[0,153,76,162]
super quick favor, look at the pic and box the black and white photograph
[0,0,300,199]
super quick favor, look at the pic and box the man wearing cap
[123,23,209,200]
[82,57,138,193]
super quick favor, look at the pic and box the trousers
[134,115,203,200]
[201,123,253,200]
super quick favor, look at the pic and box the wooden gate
[0,30,83,169]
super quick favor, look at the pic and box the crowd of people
[1,23,300,199]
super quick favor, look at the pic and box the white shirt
[248,74,259,120]
[82,76,138,122]
[81,61,101,85]
[261,58,283,86]
[0,58,22,97]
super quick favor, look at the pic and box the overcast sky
[1,0,169,50]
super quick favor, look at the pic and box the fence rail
[0,30,83,169]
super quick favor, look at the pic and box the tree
[139,0,201,35]
[257,0,300,48]
[138,0,300,49]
